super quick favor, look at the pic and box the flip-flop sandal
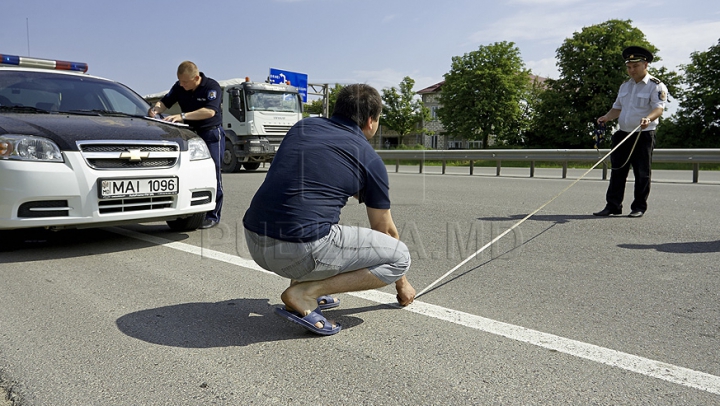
[317,295,340,310]
[274,306,341,336]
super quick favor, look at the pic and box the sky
[2,0,719,106]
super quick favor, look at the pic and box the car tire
[166,212,205,231]
[222,138,242,173]
[243,162,261,171]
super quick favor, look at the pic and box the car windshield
[246,90,300,113]
[0,70,150,116]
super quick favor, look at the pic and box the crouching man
[243,84,415,336]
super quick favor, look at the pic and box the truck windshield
[246,91,300,113]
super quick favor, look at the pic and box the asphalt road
[1,167,719,405]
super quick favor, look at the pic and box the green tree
[658,39,720,148]
[438,41,530,148]
[529,19,675,148]
[649,65,683,104]
[303,98,323,116]
[380,77,430,145]
[510,76,546,146]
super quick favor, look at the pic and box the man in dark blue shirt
[149,61,224,229]
[243,84,415,336]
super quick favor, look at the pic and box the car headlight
[0,135,63,162]
[188,137,211,161]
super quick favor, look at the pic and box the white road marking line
[110,227,273,275]
[354,290,720,395]
[110,227,720,396]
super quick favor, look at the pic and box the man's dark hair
[333,84,382,129]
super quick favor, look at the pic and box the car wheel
[166,212,205,231]
[222,139,242,173]
[243,162,261,171]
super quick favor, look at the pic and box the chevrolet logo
[119,149,150,162]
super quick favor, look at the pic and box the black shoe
[593,208,622,216]
[200,219,219,229]
[628,211,644,218]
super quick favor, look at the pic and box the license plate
[99,177,179,199]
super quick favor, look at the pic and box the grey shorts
[244,224,411,285]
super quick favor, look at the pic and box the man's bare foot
[280,283,316,314]
[280,283,337,329]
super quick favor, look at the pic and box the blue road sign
[269,68,308,102]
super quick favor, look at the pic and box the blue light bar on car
[0,54,88,73]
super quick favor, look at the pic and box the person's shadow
[115,299,390,347]
[618,240,720,254]
[478,213,597,224]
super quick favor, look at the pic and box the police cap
[623,46,653,63]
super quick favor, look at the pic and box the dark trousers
[605,130,655,213]
[197,126,225,222]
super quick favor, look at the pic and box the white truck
[145,78,303,172]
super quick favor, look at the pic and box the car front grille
[98,196,174,214]
[77,140,180,170]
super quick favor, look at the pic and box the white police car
[0,54,216,231]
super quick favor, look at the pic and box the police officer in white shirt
[593,46,668,218]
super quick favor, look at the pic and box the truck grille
[263,125,292,134]
[265,136,284,145]
[77,141,180,170]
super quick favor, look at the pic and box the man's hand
[164,114,184,123]
[395,276,415,306]
[640,116,650,129]
[148,103,165,118]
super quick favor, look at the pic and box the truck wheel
[243,162,261,171]
[166,212,205,231]
[222,139,242,173]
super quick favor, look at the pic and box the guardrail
[376,149,720,183]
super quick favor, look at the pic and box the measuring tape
[416,124,644,298]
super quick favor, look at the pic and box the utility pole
[307,83,329,117]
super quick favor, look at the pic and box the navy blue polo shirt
[160,72,222,131]
[243,115,391,242]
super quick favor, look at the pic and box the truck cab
[222,79,302,172]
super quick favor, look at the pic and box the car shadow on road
[618,240,720,254]
[116,299,390,346]
[0,226,191,262]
